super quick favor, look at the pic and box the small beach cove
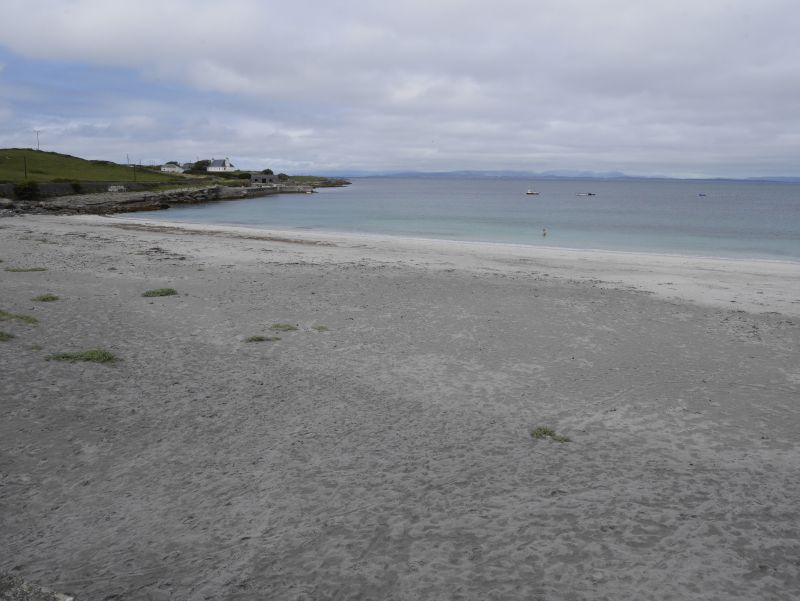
[121,176,800,262]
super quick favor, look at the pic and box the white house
[160,163,185,173]
[207,158,236,172]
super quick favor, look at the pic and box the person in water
[542,227,547,238]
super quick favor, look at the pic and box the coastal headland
[0,148,351,218]
[1,214,799,600]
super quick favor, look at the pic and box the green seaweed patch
[245,335,281,343]
[32,293,60,302]
[312,325,330,332]
[5,267,47,272]
[0,330,15,341]
[142,288,178,297]
[270,323,298,331]
[530,426,571,443]
[47,349,119,364]
[0,310,39,324]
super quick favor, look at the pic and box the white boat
[525,189,540,195]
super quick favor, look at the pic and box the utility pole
[34,130,40,151]
[23,156,28,179]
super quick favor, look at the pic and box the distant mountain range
[315,169,800,183]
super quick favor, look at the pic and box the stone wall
[0,181,164,200]
[0,180,212,200]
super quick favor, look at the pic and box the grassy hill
[0,149,178,183]
[288,175,351,187]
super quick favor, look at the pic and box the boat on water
[525,189,540,195]
[576,192,597,196]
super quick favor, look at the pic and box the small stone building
[251,173,278,185]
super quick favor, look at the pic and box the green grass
[148,182,212,192]
[5,267,47,272]
[288,175,350,187]
[245,335,281,343]
[530,426,571,443]
[270,323,298,331]
[0,310,39,324]
[46,349,119,364]
[0,148,176,183]
[311,325,330,331]
[287,175,325,184]
[0,330,15,341]
[142,288,178,297]
[32,293,59,302]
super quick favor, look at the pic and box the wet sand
[2,214,799,600]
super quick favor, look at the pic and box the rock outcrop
[0,574,75,601]
[0,185,313,217]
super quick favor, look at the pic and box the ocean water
[125,177,800,261]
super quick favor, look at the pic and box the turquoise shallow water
[125,177,800,261]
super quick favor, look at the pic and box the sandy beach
[2,213,799,600]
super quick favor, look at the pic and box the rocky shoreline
[0,573,74,601]
[0,184,313,217]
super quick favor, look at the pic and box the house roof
[210,159,232,167]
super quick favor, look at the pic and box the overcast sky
[1,0,798,177]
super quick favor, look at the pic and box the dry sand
[1,214,799,600]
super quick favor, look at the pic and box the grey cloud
[0,0,798,175]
